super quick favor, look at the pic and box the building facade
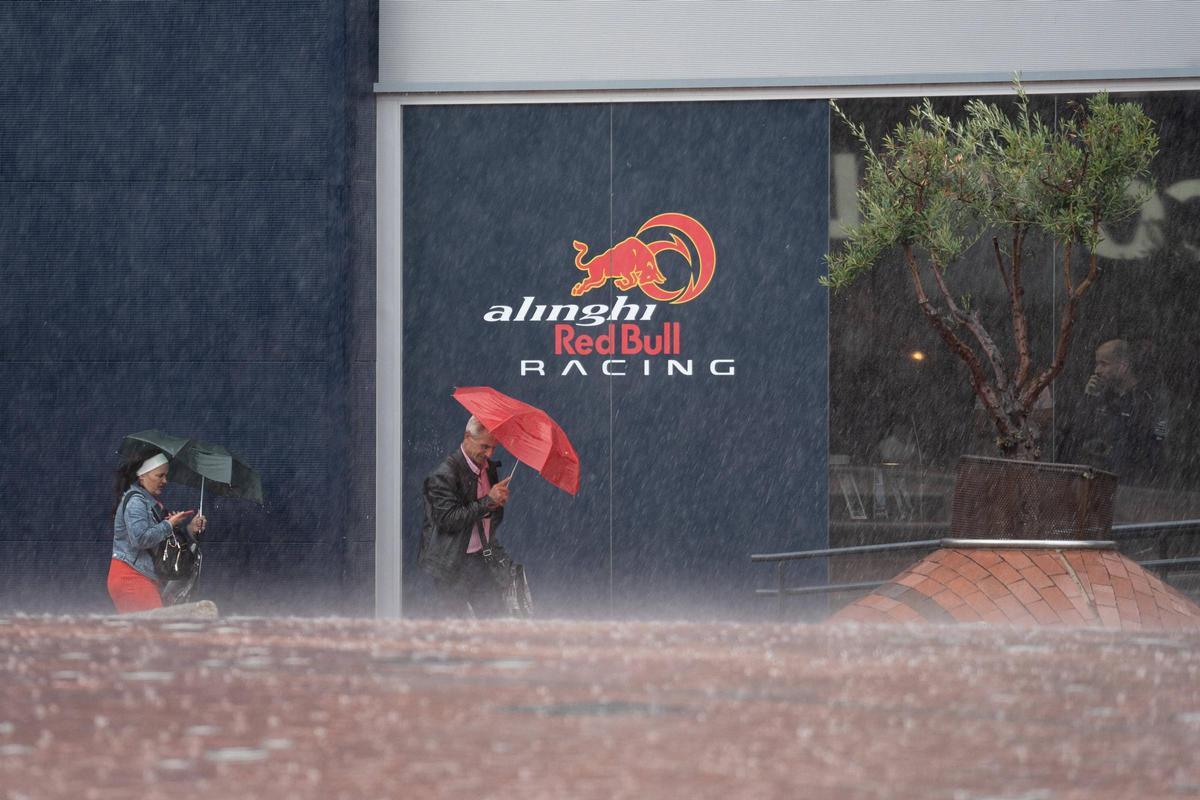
[376,2,1200,617]
[2,2,1198,616]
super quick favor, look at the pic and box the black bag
[152,526,202,584]
[478,542,533,618]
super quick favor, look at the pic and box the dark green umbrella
[120,429,191,461]
[119,430,265,513]
[178,437,264,512]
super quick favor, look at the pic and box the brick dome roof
[829,544,1200,629]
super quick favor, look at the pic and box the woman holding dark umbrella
[107,447,207,612]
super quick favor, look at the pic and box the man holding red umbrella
[418,416,514,616]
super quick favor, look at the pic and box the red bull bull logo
[481,211,734,378]
[570,212,716,304]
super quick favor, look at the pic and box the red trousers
[107,559,162,613]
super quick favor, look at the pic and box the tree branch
[992,235,1012,297]
[1060,238,1075,296]
[927,252,1009,392]
[1037,174,1073,194]
[1021,238,1077,410]
[904,246,1012,439]
[1010,227,1033,391]
[1073,219,1103,298]
[893,161,924,188]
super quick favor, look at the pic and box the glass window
[828,92,1200,591]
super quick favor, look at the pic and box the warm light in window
[910,351,926,362]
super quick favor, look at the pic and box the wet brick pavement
[1,615,1199,799]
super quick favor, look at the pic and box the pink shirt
[461,445,492,553]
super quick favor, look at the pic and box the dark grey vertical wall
[345,0,380,612]
[0,1,376,614]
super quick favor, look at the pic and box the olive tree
[825,86,1158,460]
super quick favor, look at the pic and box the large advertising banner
[403,101,828,617]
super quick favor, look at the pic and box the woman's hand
[166,510,195,530]
[186,513,207,536]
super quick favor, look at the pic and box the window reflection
[828,92,1200,593]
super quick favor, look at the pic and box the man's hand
[487,476,512,508]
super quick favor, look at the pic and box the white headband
[136,453,169,476]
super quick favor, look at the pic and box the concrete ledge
[121,600,219,620]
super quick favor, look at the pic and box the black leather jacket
[1064,384,1168,486]
[418,448,504,580]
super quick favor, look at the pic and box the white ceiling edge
[377,76,1200,106]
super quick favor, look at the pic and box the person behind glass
[107,448,207,613]
[418,415,512,617]
[1065,338,1169,486]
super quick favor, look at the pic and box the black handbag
[478,542,533,618]
[152,525,202,584]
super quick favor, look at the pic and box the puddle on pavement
[236,657,273,669]
[204,747,270,763]
[186,725,221,737]
[500,701,689,718]
[121,671,175,682]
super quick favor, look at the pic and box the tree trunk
[995,412,1041,462]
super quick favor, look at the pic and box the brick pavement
[1,615,1199,799]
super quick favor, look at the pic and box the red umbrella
[452,386,581,495]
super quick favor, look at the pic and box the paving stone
[1,615,1197,799]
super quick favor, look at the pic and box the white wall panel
[375,100,403,618]
[379,1,1200,94]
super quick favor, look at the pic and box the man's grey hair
[465,415,489,438]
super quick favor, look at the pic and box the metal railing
[752,519,1200,618]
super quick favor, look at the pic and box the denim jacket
[112,485,172,581]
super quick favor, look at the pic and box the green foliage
[823,85,1159,290]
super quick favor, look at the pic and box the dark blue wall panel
[402,104,615,614]
[0,1,376,614]
[1,2,341,181]
[607,102,829,616]
[403,101,828,619]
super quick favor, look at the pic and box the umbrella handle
[508,461,518,481]
[200,476,204,517]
